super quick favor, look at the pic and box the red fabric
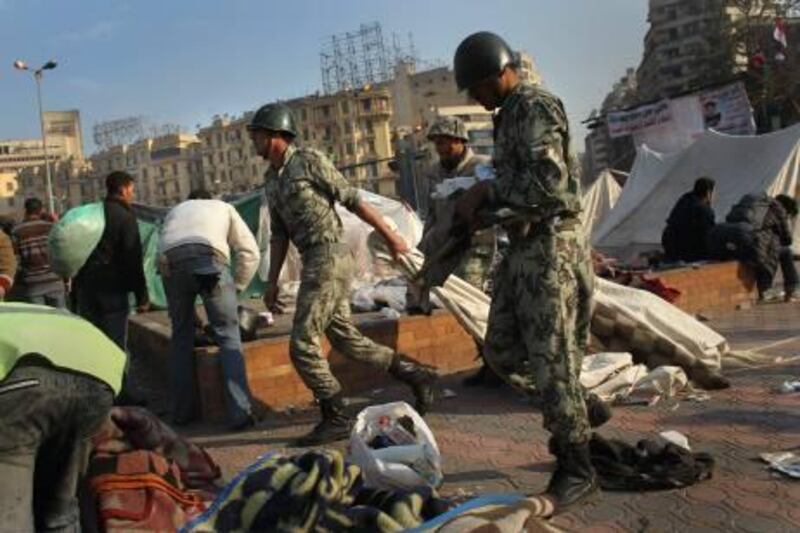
[88,407,222,532]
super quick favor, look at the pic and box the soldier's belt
[509,214,580,241]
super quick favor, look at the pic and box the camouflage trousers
[453,247,494,292]
[484,228,594,445]
[290,245,394,400]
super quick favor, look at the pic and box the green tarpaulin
[134,192,266,309]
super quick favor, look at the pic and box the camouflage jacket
[263,144,360,256]
[489,82,582,223]
[421,148,495,255]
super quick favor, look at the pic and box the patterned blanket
[88,407,222,531]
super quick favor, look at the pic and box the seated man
[158,190,260,431]
[0,303,123,531]
[708,193,797,301]
[662,177,716,262]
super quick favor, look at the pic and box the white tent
[581,170,623,239]
[592,123,800,260]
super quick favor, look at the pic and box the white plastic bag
[347,401,443,491]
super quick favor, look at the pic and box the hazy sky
[0,0,648,153]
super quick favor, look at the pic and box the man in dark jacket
[74,171,149,350]
[707,193,798,301]
[662,177,716,262]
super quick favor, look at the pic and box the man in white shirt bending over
[159,189,260,431]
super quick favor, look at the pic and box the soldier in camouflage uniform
[420,116,502,387]
[453,32,602,511]
[248,103,438,446]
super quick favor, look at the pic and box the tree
[725,0,800,129]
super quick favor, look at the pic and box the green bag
[48,202,106,278]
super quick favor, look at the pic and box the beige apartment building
[387,52,540,133]
[87,133,204,207]
[200,86,397,197]
[197,113,266,195]
[0,171,18,217]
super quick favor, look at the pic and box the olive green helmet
[427,116,469,142]
[247,103,298,137]
[454,31,516,91]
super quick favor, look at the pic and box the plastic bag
[48,202,105,278]
[347,401,443,491]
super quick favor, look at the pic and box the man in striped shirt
[11,198,66,308]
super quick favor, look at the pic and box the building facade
[636,0,747,102]
[583,68,639,184]
[200,87,398,197]
[85,133,203,207]
[387,51,540,132]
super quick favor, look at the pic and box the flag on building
[774,17,788,61]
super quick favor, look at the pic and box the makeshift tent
[581,170,622,239]
[131,190,423,309]
[592,123,800,260]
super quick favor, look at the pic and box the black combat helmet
[247,103,298,137]
[454,31,516,91]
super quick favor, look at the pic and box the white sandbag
[347,401,443,491]
[580,352,635,389]
[629,366,688,400]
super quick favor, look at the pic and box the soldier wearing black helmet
[452,32,604,511]
[249,103,439,446]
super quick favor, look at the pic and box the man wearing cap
[452,32,601,511]
[420,116,500,387]
[248,103,438,446]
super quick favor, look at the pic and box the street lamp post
[14,59,58,215]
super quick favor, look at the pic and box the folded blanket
[88,407,222,532]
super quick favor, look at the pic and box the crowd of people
[0,28,797,530]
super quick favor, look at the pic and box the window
[346,142,355,156]
[301,108,308,121]
[367,140,376,154]
[369,162,378,177]
[5,182,12,192]
[365,119,374,134]
[8,197,14,207]
[215,133,222,147]
[324,126,332,140]
[362,99,372,112]
[142,168,148,179]
[321,105,331,119]
[303,128,310,140]
[341,101,350,114]
[172,163,178,175]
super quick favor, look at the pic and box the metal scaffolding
[320,22,394,93]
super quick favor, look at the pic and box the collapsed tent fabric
[581,170,622,239]
[592,124,800,260]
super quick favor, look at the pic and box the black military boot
[584,393,612,428]
[546,441,599,512]
[462,364,504,388]
[292,395,352,447]
[388,354,439,416]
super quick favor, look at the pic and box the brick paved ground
[185,301,800,532]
